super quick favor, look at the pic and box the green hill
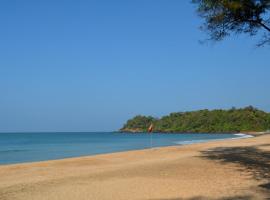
[120,106,270,133]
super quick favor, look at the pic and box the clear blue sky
[0,0,269,132]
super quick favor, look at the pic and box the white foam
[174,133,254,146]
[174,139,211,145]
[232,133,254,139]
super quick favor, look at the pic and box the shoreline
[1,133,269,199]
[0,132,254,166]
[1,132,258,168]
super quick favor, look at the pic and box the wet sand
[0,134,270,200]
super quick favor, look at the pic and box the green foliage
[192,0,270,46]
[121,106,270,133]
[120,115,156,132]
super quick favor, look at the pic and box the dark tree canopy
[192,0,270,46]
[121,106,270,133]
[120,115,156,132]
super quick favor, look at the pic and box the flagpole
[151,131,153,149]
[148,123,153,149]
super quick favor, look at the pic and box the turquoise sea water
[0,132,247,165]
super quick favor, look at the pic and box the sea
[0,132,251,165]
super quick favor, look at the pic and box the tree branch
[245,19,270,32]
[258,21,270,32]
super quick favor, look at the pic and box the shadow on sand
[150,145,270,200]
[200,145,270,198]
[149,194,254,200]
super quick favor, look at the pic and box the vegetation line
[120,106,270,133]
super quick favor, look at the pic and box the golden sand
[0,134,270,200]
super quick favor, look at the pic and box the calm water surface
[0,132,245,165]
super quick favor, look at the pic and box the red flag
[148,124,153,133]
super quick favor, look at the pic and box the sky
[0,0,269,132]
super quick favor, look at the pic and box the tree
[121,106,270,133]
[192,0,270,46]
[120,115,155,132]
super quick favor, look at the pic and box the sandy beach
[0,134,269,200]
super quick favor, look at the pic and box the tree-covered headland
[120,106,270,133]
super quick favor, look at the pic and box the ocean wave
[0,149,29,154]
[233,133,254,139]
[234,133,246,136]
[174,139,210,145]
[174,133,254,145]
